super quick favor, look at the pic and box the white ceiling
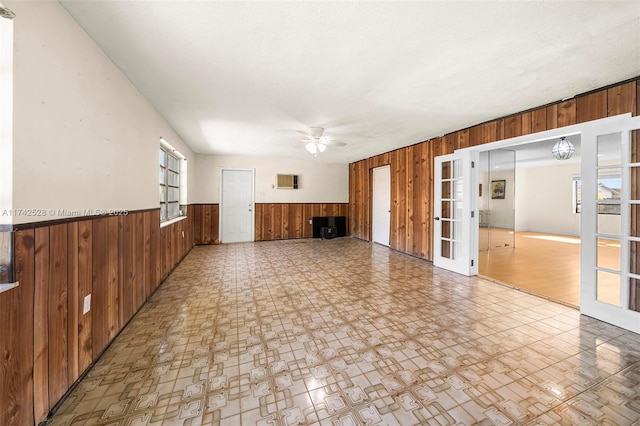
[60,1,640,163]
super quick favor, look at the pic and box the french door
[580,119,640,334]
[433,151,478,276]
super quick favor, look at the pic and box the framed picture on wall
[491,180,505,199]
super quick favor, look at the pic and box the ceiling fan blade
[323,140,347,147]
[295,130,309,136]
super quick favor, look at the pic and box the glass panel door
[580,116,640,334]
[434,151,476,276]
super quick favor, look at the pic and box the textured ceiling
[60,1,640,163]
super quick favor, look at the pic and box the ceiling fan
[297,127,346,156]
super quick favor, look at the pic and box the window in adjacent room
[573,174,621,215]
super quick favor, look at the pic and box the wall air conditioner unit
[276,174,299,189]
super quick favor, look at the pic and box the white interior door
[372,165,391,246]
[580,117,640,334]
[220,168,254,243]
[434,151,477,276]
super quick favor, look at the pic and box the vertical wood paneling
[66,223,79,385]
[255,204,264,241]
[468,125,483,147]
[272,204,282,239]
[143,212,152,298]
[406,146,415,254]
[557,99,576,127]
[48,223,68,408]
[33,227,49,422]
[482,122,498,144]
[546,104,558,130]
[91,218,109,357]
[607,81,637,117]
[577,91,607,123]
[193,205,202,245]
[0,229,35,426]
[122,215,135,324]
[503,115,522,139]
[444,133,458,153]
[77,220,92,373]
[495,119,505,141]
[532,107,547,133]
[134,213,145,312]
[149,210,160,292]
[521,112,532,135]
[160,225,168,280]
[4,208,193,425]
[107,217,119,337]
[422,142,432,259]
[192,204,219,244]
[458,129,469,149]
[251,203,348,241]
[392,149,407,252]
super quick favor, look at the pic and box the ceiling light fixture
[552,137,575,160]
[305,137,327,156]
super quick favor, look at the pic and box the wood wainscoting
[191,204,219,245]
[255,203,349,241]
[189,203,349,243]
[0,210,194,425]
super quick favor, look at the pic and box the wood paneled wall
[191,204,219,244]
[190,203,349,243]
[349,78,639,301]
[255,203,349,241]
[0,210,193,425]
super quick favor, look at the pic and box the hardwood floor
[478,229,621,307]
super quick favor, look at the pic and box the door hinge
[471,259,474,266]
[471,161,475,168]
[471,211,475,218]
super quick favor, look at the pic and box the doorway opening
[372,165,391,246]
[477,134,623,307]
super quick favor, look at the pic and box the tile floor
[48,238,640,425]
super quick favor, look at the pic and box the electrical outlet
[309,219,312,224]
[182,231,185,238]
[83,294,91,315]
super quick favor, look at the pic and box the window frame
[159,147,181,222]
[573,174,621,215]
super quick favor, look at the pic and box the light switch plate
[83,294,91,314]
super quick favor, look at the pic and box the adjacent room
[1,1,639,425]
[478,134,624,308]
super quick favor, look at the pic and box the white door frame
[444,113,640,333]
[219,167,255,243]
[372,165,391,246]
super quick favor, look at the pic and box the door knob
[435,217,440,221]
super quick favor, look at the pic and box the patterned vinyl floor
[48,238,640,425]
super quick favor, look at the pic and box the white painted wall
[7,1,194,224]
[0,9,13,225]
[515,163,580,235]
[194,154,349,204]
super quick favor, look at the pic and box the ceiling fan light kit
[299,127,345,156]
